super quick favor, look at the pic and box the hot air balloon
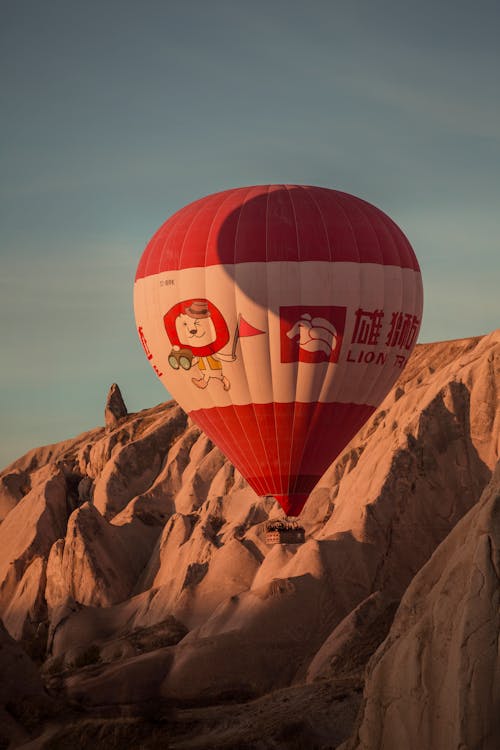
[134,185,423,523]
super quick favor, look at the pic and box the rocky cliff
[341,461,500,750]
[0,330,498,748]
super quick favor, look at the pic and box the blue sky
[1,0,499,468]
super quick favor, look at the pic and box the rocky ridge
[341,461,500,750]
[0,330,498,748]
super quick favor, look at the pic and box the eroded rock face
[0,331,497,739]
[46,502,159,609]
[342,462,500,750]
[0,466,67,639]
[0,620,52,747]
[306,591,399,684]
[92,404,188,518]
[0,469,30,521]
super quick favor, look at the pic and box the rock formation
[0,329,498,748]
[0,621,53,748]
[341,461,500,750]
[104,382,128,430]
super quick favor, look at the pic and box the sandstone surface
[0,331,498,748]
[342,461,500,750]
[0,621,52,748]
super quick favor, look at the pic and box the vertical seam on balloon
[145,218,170,279]
[334,191,361,263]
[388,263,407,392]
[389,217,405,270]
[155,208,198,379]
[401,263,422,375]
[204,188,238,267]
[289,188,348,498]
[229,186,275,494]
[232,188,271,475]
[143,232,163,382]
[179,203,264,496]
[194,190,257,479]
[142,230,157,280]
[360,202,421,408]
[263,184,284,498]
[157,204,191,275]
[290,191,364,492]
[417,270,424,331]
[285,185,307,497]
[144,227,169,356]
[178,197,218,272]
[382,214,410,386]
[172,208,233,484]
[343,197,380,414]
[303,189,340,417]
[319,190,363,404]
[303,190,343,413]
[157,204,208,405]
[197,198,248,456]
[201,186,267,494]
[198,188,264,489]
[201,189,258,477]
[390,211,418,272]
[306,186,333,263]
[388,212,411,271]
[293,192,352,455]
[259,184,284,500]
[354,200,389,413]
[406,268,418,358]
[295,187,341,477]
[154,205,200,393]
[145,210,187,394]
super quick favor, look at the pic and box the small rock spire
[105,383,128,430]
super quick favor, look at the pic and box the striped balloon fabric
[134,185,423,516]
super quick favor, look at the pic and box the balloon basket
[265,519,305,545]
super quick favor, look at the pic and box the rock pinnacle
[105,383,128,430]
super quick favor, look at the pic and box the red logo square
[280,306,346,364]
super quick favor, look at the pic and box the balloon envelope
[134,185,423,515]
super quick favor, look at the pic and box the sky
[1,0,499,469]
